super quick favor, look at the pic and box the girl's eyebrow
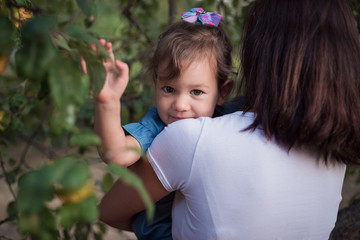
[188,83,210,89]
[157,77,212,89]
[157,78,174,84]
[157,77,174,82]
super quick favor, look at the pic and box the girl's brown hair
[152,21,233,90]
[240,0,360,165]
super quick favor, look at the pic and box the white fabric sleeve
[146,117,205,192]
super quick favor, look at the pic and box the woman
[99,0,360,239]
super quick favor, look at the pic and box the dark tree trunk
[169,0,176,25]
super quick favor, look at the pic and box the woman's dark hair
[152,21,233,90]
[240,0,360,165]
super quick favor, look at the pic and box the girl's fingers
[106,42,115,62]
[89,42,97,51]
[80,57,87,74]
[99,38,106,46]
[99,39,115,63]
[103,40,115,62]
[88,39,118,76]
[115,60,129,82]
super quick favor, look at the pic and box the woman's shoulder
[164,116,208,138]
[210,111,256,128]
[164,111,255,137]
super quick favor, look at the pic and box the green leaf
[50,106,76,135]
[21,15,57,40]
[69,132,101,147]
[58,204,78,229]
[51,157,78,182]
[49,53,89,109]
[0,15,15,55]
[78,195,98,222]
[65,30,107,96]
[15,15,57,81]
[18,212,40,234]
[17,168,55,214]
[101,172,114,193]
[38,208,58,235]
[66,39,106,96]
[59,195,98,229]
[52,33,74,52]
[48,52,89,135]
[9,93,27,113]
[65,25,99,44]
[15,0,28,4]
[88,57,106,96]
[18,208,58,239]
[58,161,89,191]
[6,201,17,218]
[15,36,57,81]
[108,164,154,221]
[76,0,96,18]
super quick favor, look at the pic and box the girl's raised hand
[81,39,129,104]
[97,39,129,104]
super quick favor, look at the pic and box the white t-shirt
[147,112,346,240]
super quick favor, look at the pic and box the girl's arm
[93,39,142,166]
[98,158,170,230]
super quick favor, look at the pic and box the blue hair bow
[181,8,222,27]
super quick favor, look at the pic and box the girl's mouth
[171,116,189,121]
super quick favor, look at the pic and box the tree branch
[169,0,176,25]
[0,102,56,179]
[122,0,153,45]
[0,152,16,200]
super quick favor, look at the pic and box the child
[95,8,235,239]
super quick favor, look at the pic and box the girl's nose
[173,94,190,112]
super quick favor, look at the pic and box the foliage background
[0,0,359,239]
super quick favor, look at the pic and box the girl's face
[154,59,227,125]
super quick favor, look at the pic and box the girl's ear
[217,79,234,105]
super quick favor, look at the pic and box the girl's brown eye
[162,86,175,93]
[191,89,204,96]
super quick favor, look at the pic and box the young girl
[99,0,360,239]
[94,8,235,239]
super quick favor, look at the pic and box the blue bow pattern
[181,8,222,27]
